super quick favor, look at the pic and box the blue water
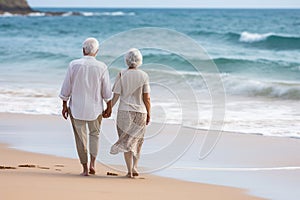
[1,9,300,200]
[0,8,300,137]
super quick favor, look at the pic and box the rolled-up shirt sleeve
[101,67,112,102]
[143,74,151,93]
[59,64,72,101]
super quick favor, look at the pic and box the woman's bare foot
[132,168,139,176]
[132,172,139,177]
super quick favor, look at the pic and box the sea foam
[80,11,135,16]
[0,11,135,17]
[239,31,272,43]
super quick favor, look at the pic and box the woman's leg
[124,152,133,178]
[132,136,144,177]
[132,156,139,176]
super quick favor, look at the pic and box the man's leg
[87,115,102,174]
[70,113,88,176]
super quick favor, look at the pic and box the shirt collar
[83,55,96,59]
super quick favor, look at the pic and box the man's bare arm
[62,101,68,120]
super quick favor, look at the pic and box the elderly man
[59,37,112,176]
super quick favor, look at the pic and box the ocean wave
[189,30,300,50]
[0,12,46,17]
[27,12,46,17]
[212,57,298,67]
[213,57,254,65]
[0,12,16,17]
[91,11,135,16]
[295,66,300,71]
[0,11,135,17]
[238,31,300,50]
[74,11,135,17]
[142,66,300,100]
[141,53,196,70]
[239,31,272,43]
[142,52,300,73]
[61,12,73,17]
[221,74,300,100]
[26,51,71,61]
[0,86,61,115]
[0,88,56,98]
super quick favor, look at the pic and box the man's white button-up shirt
[60,56,112,121]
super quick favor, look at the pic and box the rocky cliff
[0,0,33,14]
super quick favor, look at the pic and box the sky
[27,0,300,8]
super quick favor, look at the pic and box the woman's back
[113,68,150,113]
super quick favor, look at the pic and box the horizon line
[30,6,300,9]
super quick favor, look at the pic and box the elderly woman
[109,48,151,178]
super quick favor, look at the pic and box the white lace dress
[110,110,146,159]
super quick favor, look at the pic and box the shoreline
[1,112,300,200]
[1,111,299,140]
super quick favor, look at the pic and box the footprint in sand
[18,164,36,168]
[107,172,119,176]
[0,166,17,170]
[18,164,51,170]
[54,164,64,171]
[38,166,50,170]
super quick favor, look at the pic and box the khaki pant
[69,109,102,164]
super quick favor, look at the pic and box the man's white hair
[125,48,143,68]
[82,37,99,55]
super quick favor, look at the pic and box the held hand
[102,110,108,118]
[103,100,112,118]
[102,107,112,118]
[62,106,68,120]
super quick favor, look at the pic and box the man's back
[60,56,112,121]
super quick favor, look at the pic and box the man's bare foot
[89,157,96,175]
[80,171,89,176]
[81,164,88,176]
[90,155,96,175]
[89,168,96,175]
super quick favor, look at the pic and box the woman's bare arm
[143,93,151,125]
[102,93,119,118]
[112,93,120,108]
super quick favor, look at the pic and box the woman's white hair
[125,48,143,68]
[82,37,99,55]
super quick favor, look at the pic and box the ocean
[0,8,300,138]
[1,8,300,200]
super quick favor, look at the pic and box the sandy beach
[0,113,269,200]
[1,113,300,199]
[0,144,260,200]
